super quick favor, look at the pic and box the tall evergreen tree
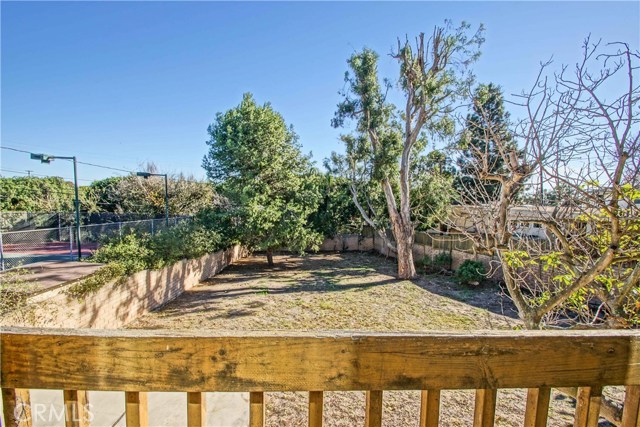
[455,83,516,202]
[203,94,322,266]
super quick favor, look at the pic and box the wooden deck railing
[2,327,639,427]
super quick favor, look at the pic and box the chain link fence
[0,216,190,270]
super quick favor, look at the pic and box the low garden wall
[320,234,504,280]
[2,245,245,329]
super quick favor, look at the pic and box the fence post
[0,229,5,272]
[69,225,74,258]
[119,222,123,238]
[151,220,155,236]
[57,212,62,241]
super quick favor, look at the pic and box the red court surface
[3,241,99,255]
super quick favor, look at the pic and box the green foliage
[89,215,230,277]
[422,252,453,273]
[0,176,79,212]
[454,83,519,201]
[203,93,323,260]
[90,232,152,275]
[329,23,484,268]
[0,268,37,316]
[86,165,217,216]
[1,169,216,217]
[64,263,127,299]
[309,174,363,237]
[455,260,486,285]
[147,222,222,268]
[411,154,456,230]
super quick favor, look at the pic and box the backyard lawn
[128,252,593,427]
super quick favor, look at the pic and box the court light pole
[136,172,169,226]
[30,153,82,261]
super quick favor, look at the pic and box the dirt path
[128,252,599,426]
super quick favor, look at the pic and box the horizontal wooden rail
[2,327,639,392]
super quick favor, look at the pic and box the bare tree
[448,38,639,329]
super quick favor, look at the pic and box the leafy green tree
[203,93,322,266]
[331,22,484,278]
[411,152,456,231]
[455,83,517,201]
[309,173,364,237]
[1,176,76,212]
[87,165,217,216]
[85,177,125,213]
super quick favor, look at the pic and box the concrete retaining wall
[2,245,245,329]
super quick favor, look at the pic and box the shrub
[65,262,127,299]
[455,260,486,285]
[147,222,223,268]
[90,232,152,275]
[84,214,234,297]
[89,216,230,272]
[433,252,453,270]
[421,252,453,273]
[0,268,36,315]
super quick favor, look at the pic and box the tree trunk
[393,221,416,279]
[266,249,274,267]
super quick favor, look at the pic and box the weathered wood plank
[622,385,640,427]
[249,392,264,427]
[419,389,440,427]
[125,391,148,427]
[365,390,383,427]
[187,392,206,427]
[524,387,550,427]
[574,387,602,427]
[63,390,89,427]
[473,389,496,427]
[2,388,32,427]
[2,328,639,392]
[309,391,323,427]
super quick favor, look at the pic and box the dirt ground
[128,252,611,427]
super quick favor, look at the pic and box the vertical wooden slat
[524,387,551,427]
[365,390,383,427]
[249,392,265,427]
[125,391,148,427]
[187,392,206,427]
[622,385,640,427]
[309,391,324,427]
[473,389,497,427]
[574,386,602,427]
[419,389,440,427]
[64,390,89,427]
[2,388,32,427]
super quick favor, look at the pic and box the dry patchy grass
[128,252,599,427]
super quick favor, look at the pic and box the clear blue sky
[2,1,638,183]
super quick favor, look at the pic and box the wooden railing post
[63,390,90,427]
[622,385,640,427]
[187,392,206,427]
[574,386,602,427]
[249,392,265,427]
[125,391,148,427]
[419,389,440,427]
[524,387,551,427]
[2,388,32,427]
[309,391,324,427]
[473,389,497,427]
[365,391,383,427]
